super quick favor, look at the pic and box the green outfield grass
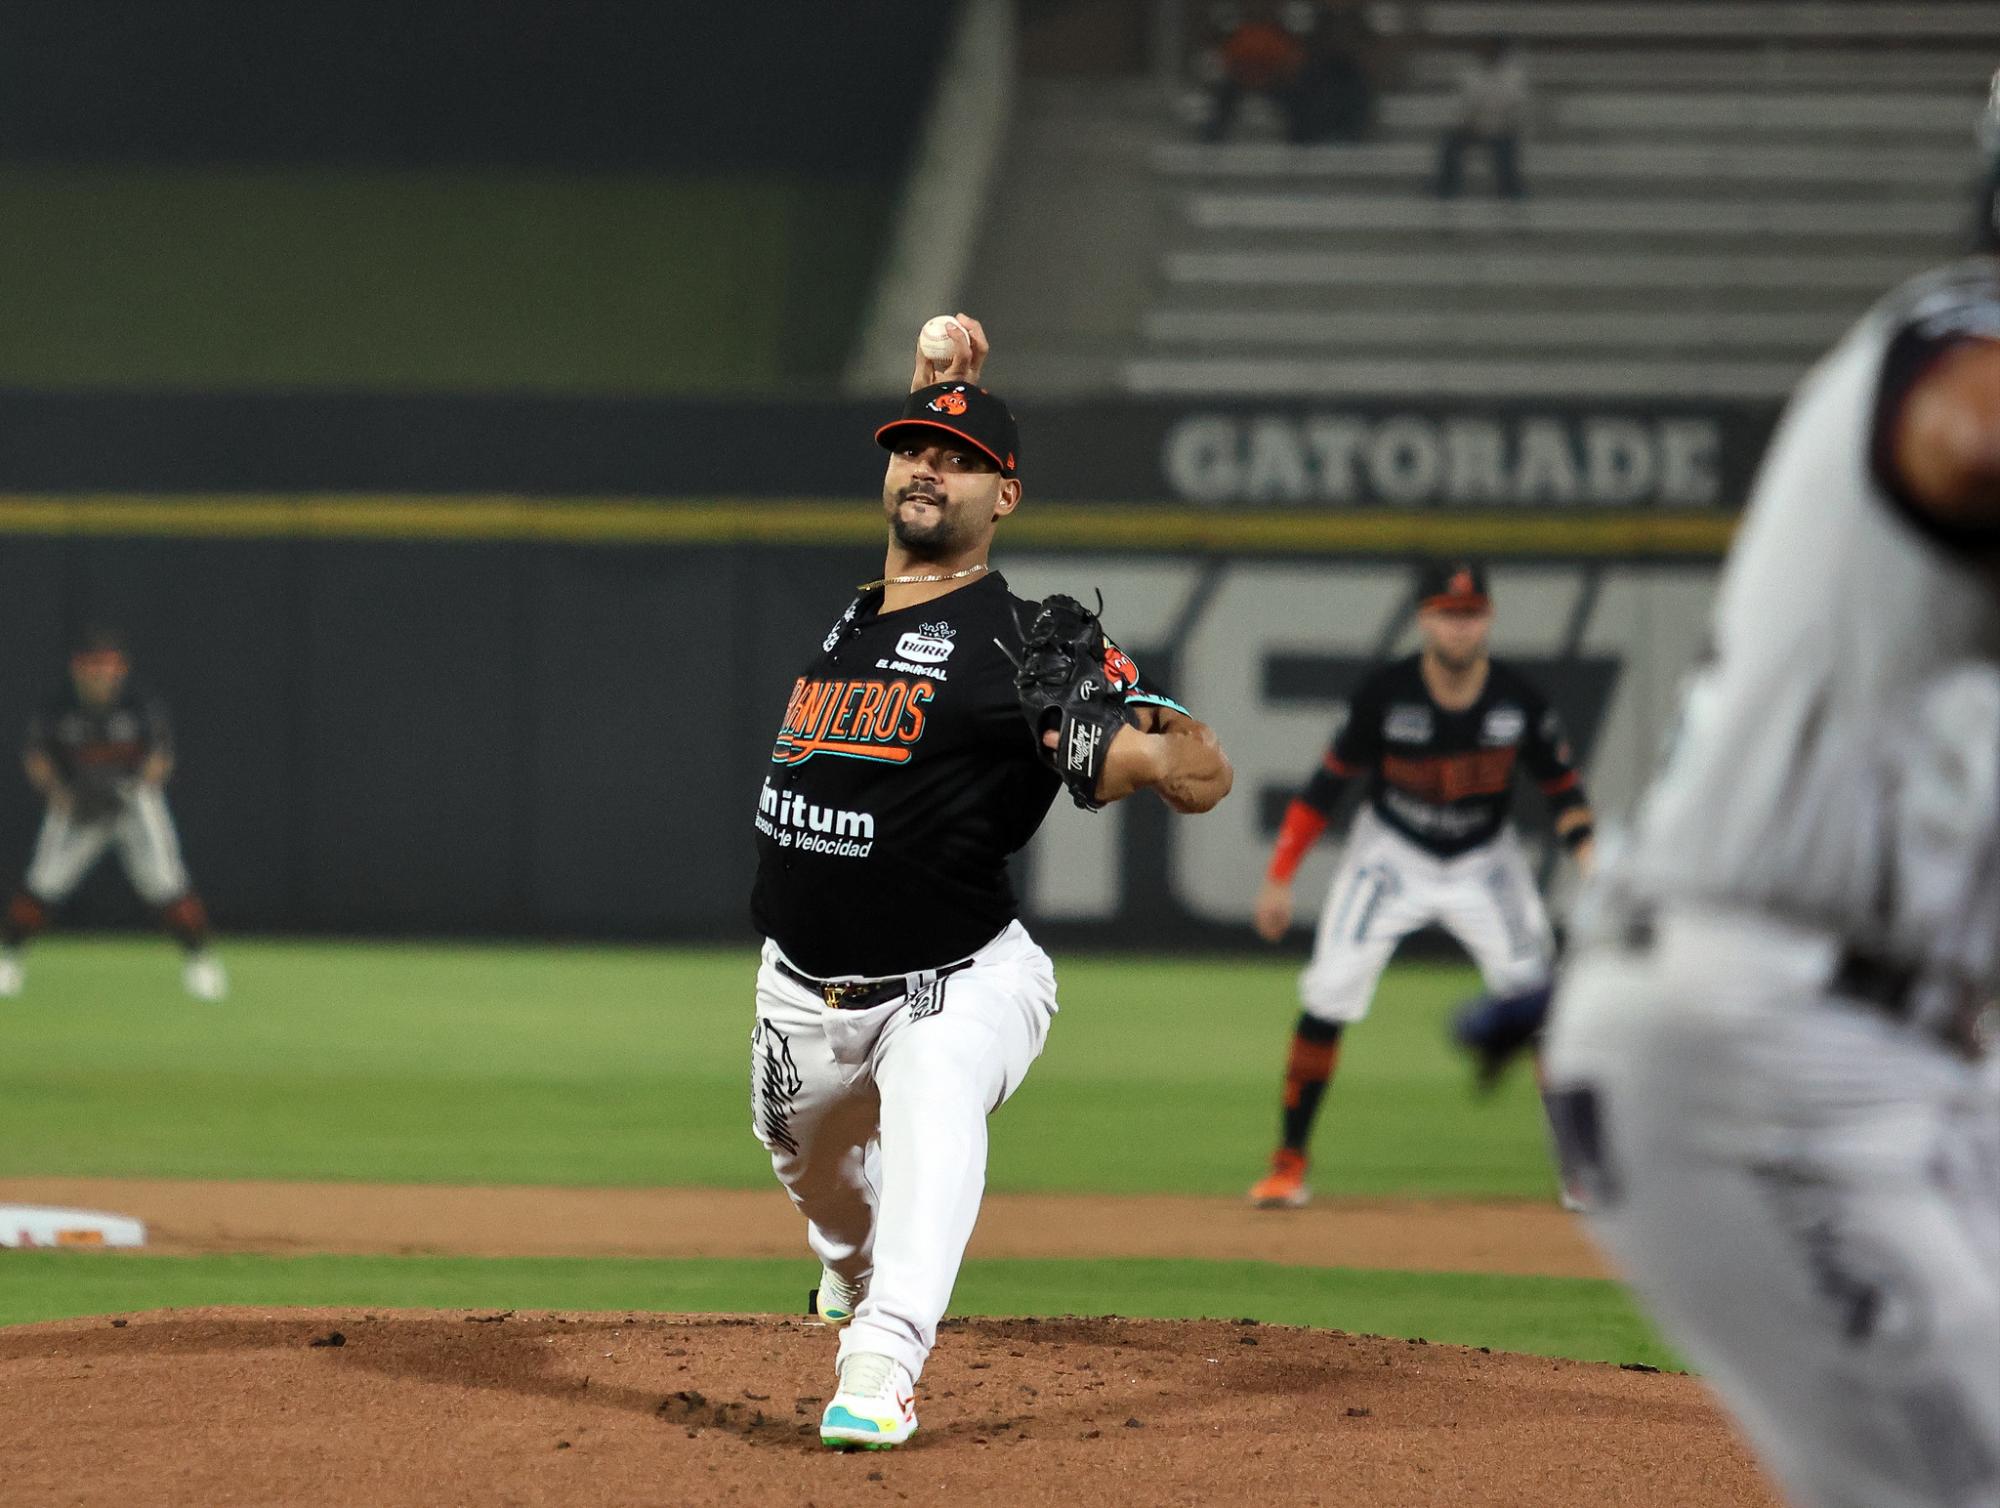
[0,939,1643,1359]
[0,1253,1678,1370]
[0,937,1553,1199]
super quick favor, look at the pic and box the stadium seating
[1010,2,2000,400]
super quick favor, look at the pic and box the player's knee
[1485,960,1549,997]
[753,1115,808,1174]
[1298,972,1368,1024]
[879,1050,997,1120]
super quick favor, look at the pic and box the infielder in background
[1247,561,1593,1207]
[0,629,226,1002]
[749,315,1231,1450]
[1543,91,2000,1508]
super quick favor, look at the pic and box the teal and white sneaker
[808,1269,862,1327]
[182,952,228,1002]
[820,1353,918,1450]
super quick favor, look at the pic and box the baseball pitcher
[0,629,225,1001]
[1544,87,2000,1508]
[748,315,1232,1450]
[1247,561,1594,1207]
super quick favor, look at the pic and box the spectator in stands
[1285,1,1378,143]
[1196,4,1307,143]
[1435,37,1529,198]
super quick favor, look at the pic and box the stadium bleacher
[1060,1,2000,400]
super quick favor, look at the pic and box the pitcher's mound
[0,1309,1776,1507]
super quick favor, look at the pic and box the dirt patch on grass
[0,1178,1605,1278]
[0,1309,1774,1507]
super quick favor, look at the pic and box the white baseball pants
[1301,807,1553,1023]
[750,921,1058,1382]
[25,788,190,905]
[1547,907,2000,1508]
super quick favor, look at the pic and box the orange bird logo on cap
[928,390,969,416]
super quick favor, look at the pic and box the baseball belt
[1615,902,1995,1060]
[776,957,976,1012]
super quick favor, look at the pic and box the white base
[0,1204,147,1249]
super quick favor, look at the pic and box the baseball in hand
[919,316,965,362]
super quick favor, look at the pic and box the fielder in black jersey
[1246,561,1593,1209]
[0,628,225,1001]
[748,315,1231,1450]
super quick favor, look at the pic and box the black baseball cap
[875,382,1020,477]
[1416,559,1491,612]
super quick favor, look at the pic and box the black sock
[1280,1015,1344,1154]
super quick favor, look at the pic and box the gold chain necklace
[856,562,990,592]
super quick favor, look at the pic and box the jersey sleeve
[1265,671,1383,882]
[1108,643,1194,723]
[1519,685,1589,819]
[143,696,174,759]
[1869,282,2000,551]
[1327,670,1385,777]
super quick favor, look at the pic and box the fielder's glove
[1007,592,1139,811]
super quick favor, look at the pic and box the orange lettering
[830,683,870,739]
[853,683,885,738]
[781,677,810,732]
[871,682,909,740]
[899,681,935,741]
[810,681,849,740]
[791,681,829,737]
[1381,749,1517,802]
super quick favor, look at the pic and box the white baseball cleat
[820,1352,918,1450]
[182,953,228,1002]
[0,950,22,998]
[810,1268,864,1327]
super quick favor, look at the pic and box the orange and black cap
[876,382,1020,477]
[1416,559,1491,612]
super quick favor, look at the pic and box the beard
[1430,641,1485,673]
[886,484,974,559]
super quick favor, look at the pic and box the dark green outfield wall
[0,534,848,939]
[0,1,946,391]
[0,169,888,392]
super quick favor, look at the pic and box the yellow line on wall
[0,495,1738,556]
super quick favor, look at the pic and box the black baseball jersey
[750,571,1178,978]
[1299,655,1584,858]
[27,686,172,822]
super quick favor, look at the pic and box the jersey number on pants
[1332,862,1402,943]
[1482,865,1537,959]
[752,1021,803,1156]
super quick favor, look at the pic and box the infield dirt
[0,1309,1778,1508]
[0,1180,1780,1504]
[0,1178,1604,1277]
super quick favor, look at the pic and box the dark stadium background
[2,0,1980,943]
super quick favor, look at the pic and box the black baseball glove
[1007,592,1137,811]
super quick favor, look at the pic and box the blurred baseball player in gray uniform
[0,629,226,1001]
[1545,85,2000,1508]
